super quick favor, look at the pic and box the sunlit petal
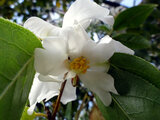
[112,39,134,55]
[63,0,114,29]
[61,24,90,59]
[24,17,61,38]
[42,36,67,52]
[34,48,67,76]
[83,35,134,64]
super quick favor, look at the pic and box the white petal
[63,0,114,29]
[79,71,117,94]
[28,74,60,114]
[66,71,76,79]
[24,17,61,38]
[96,90,112,106]
[61,79,77,104]
[61,24,90,58]
[42,36,67,52]
[38,74,63,83]
[79,72,116,106]
[83,35,134,64]
[34,37,68,76]
[100,35,134,54]
[88,64,110,73]
[111,39,134,55]
[79,71,117,106]
[82,35,114,63]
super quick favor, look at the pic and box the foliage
[96,53,160,120]
[113,4,157,30]
[0,0,160,120]
[0,18,42,119]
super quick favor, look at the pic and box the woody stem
[75,93,88,120]
[51,73,68,120]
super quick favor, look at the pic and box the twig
[45,106,52,120]
[51,73,68,120]
[35,113,47,118]
[75,93,88,120]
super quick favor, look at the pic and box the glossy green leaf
[113,4,157,30]
[0,18,42,119]
[97,68,160,120]
[96,53,160,119]
[110,53,160,89]
[113,33,150,49]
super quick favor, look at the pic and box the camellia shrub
[0,0,160,120]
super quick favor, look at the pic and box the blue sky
[121,0,143,7]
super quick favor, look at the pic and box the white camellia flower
[24,0,134,114]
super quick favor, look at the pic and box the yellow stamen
[69,56,90,74]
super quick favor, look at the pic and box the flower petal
[42,36,67,55]
[61,24,90,59]
[88,64,110,73]
[82,35,114,63]
[24,17,61,38]
[83,35,134,64]
[61,79,77,104]
[34,47,67,76]
[112,39,134,55]
[63,0,114,29]
[99,35,134,55]
[80,71,117,93]
[38,74,64,83]
[28,74,60,114]
[66,71,76,79]
[79,71,117,105]
[96,90,112,106]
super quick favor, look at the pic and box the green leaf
[97,68,160,120]
[110,53,160,89]
[65,102,72,120]
[96,53,160,119]
[113,33,150,49]
[21,106,36,120]
[0,18,42,119]
[113,4,157,30]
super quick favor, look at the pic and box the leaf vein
[112,96,132,120]
[0,37,32,56]
[0,57,33,100]
[126,95,160,106]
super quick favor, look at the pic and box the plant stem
[35,113,47,118]
[45,106,52,120]
[51,73,68,120]
[75,93,88,120]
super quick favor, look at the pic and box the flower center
[69,56,90,74]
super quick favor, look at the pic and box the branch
[51,73,68,120]
[75,93,88,120]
